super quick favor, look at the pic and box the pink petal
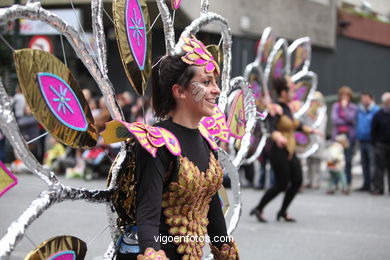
[195,58,208,65]
[205,62,215,72]
[194,47,205,55]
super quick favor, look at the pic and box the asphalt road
[1,173,389,260]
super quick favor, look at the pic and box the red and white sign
[28,36,53,53]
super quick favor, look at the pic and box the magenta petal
[195,59,208,65]
[205,62,215,72]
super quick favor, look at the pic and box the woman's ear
[172,84,186,100]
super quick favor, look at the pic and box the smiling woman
[107,35,239,260]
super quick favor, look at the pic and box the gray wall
[311,36,390,101]
[230,35,390,101]
[181,0,337,48]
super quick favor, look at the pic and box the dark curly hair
[273,77,289,97]
[151,55,195,119]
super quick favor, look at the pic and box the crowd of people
[244,86,390,202]
[329,87,390,195]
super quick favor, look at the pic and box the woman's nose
[212,83,221,95]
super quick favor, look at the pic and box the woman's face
[340,94,350,102]
[183,66,220,117]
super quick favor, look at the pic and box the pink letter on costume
[125,0,147,70]
[37,73,88,132]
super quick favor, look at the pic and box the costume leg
[280,154,303,214]
[256,145,289,211]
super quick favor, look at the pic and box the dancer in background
[250,77,322,223]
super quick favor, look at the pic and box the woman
[129,36,238,259]
[331,86,357,188]
[250,77,321,223]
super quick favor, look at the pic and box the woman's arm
[207,193,239,259]
[135,144,171,253]
[343,103,358,124]
[331,102,357,125]
[331,103,345,125]
[207,193,228,249]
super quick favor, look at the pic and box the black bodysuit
[135,119,227,259]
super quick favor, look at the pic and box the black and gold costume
[255,102,311,216]
[102,112,238,260]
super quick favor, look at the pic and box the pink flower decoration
[180,35,220,75]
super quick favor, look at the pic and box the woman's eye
[202,80,211,85]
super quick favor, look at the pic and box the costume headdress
[180,35,220,75]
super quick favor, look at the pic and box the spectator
[117,91,134,122]
[95,96,111,132]
[371,92,390,195]
[356,92,379,191]
[130,97,145,122]
[17,106,40,159]
[44,137,65,168]
[82,88,92,103]
[305,91,327,189]
[331,86,357,187]
[326,134,349,195]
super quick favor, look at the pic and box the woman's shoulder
[101,119,182,157]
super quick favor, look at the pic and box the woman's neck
[171,109,201,129]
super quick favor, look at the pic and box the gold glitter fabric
[161,152,223,259]
[210,241,239,260]
[276,114,310,157]
[137,247,169,260]
[277,114,300,156]
[109,139,138,228]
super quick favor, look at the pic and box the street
[1,173,390,260]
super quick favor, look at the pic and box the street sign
[28,36,53,53]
